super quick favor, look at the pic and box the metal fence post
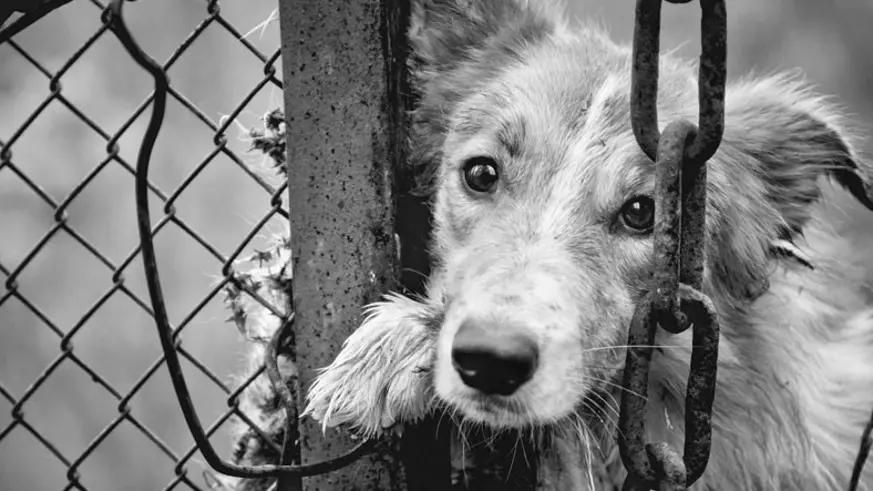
[278,0,439,488]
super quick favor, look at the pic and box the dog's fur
[303,1,873,489]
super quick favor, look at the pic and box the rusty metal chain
[0,0,76,43]
[850,409,873,491]
[106,0,376,480]
[619,0,726,490]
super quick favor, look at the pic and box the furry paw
[304,293,438,438]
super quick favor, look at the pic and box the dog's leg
[304,293,439,438]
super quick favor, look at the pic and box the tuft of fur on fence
[222,111,296,491]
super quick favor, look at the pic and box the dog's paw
[304,293,438,439]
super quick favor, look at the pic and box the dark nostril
[451,319,539,396]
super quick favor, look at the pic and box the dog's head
[409,0,873,429]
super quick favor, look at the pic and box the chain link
[620,0,727,489]
[109,0,378,480]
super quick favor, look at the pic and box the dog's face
[429,41,657,427]
[410,0,873,429]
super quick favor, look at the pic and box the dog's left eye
[462,157,499,193]
[619,196,655,233]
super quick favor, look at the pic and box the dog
[303,0,873,488]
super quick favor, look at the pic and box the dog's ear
[706,75,873,299]
[723,76,873,233]
[409,0,562,74]
[407,0,563,192]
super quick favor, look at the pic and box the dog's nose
[451,318,538,396]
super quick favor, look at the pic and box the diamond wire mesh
[0,1,295,489]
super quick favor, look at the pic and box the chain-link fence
[0,1,293,489]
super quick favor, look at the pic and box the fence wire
[0,1,297,489]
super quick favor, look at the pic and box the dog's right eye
[462,157,499,193]
[619,196,655,234]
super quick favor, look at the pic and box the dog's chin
[451,398,530,429]
[440,390,575,430]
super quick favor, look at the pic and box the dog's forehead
[468,43,628,131]
[452,40,654,210]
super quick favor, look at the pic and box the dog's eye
[462,157,499,193]
[619,196,655,233]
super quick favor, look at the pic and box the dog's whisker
[580,344,699,354]
[585,376,648,401]
[434,407,453,440]
[582,425,597,491]
[576,402,611,460]
[505,433,520,482]
[587,390,622,423]
[400,267,431,282]
[580,397,626,445]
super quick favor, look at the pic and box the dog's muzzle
[451,318,539,396]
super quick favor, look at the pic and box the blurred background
[1,1,872,490]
